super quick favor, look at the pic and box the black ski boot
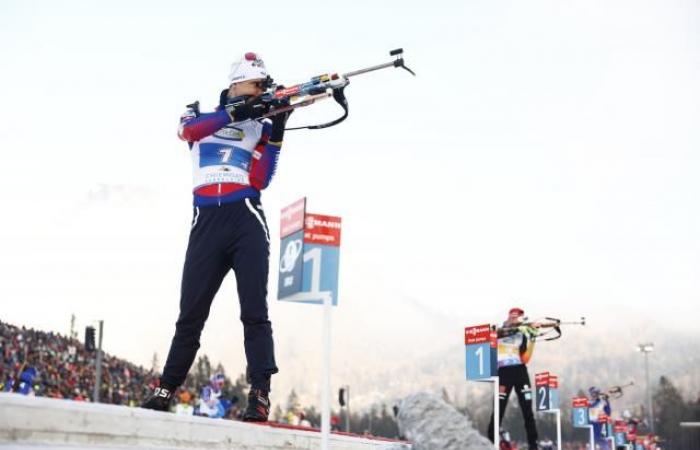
[141,384,175,412]
[243,388,270,422]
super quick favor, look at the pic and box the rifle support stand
[487,376,500,450]
[541,409,562,450]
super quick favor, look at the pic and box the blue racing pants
[161,196,278,391]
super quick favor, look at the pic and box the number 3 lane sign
[572,397,590,428]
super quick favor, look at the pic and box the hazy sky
[1,0,698,406]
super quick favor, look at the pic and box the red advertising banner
[535,372,550,387]
[598,413,609,424]
[465,324,492,345]
[489,329,498,348]
[549,376,559,388]
[280,198,306,238]
[572,397,589,408]
[304,213,342,246]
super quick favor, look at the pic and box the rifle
[602,381,635,399]
[258,48,415,130]
[497,316,586,341]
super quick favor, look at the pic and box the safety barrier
[0,393,410,450]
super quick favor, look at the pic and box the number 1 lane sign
[465,325,497,380]
[278,198,341,306]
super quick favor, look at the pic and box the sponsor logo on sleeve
[214,126,245,141]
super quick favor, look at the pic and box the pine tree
[230,373,249,410]
[376,403,399,438]
[286,389,300,411]
[305,405,321,428]
[151,352,159,373]
[194,355,212,388]
[272,404,284,422]
[653,376,688,448]
[690,395,700,421]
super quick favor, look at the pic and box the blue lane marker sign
[278,198,342,306]
[465,324,497,380]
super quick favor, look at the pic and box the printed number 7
[219,149,232,163]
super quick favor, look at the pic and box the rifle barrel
[343,61,396,78]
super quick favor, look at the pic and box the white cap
[227,52,268,85]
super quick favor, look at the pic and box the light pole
[339,385,351,433]
[344,385,350,433]
[93,320,104,403]
[637,343,654,433]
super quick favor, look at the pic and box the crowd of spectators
[0,320,315,425]
[0,320,158,405]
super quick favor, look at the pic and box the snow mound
[396,392,492,450]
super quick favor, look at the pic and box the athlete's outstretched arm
[178,108,230,143]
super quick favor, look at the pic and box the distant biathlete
[197,373,227,418]
[488,308,540,450]
[588,386,612,450]
[141,52,291,422]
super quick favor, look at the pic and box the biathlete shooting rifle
[498,316,586,341]
[256,48,415,130]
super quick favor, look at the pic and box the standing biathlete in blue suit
[588,386,612,450]
[142,52,291,421]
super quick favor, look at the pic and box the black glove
[224,96,267,122]
[269,107,292,142]
[270,104,294,142]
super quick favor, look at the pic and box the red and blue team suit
[160,97,281,393]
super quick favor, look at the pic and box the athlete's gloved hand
[225,96,267,122]
[518,325,539,338]
[269,105,293,142]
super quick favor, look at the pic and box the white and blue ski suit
[160,95,282,392]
